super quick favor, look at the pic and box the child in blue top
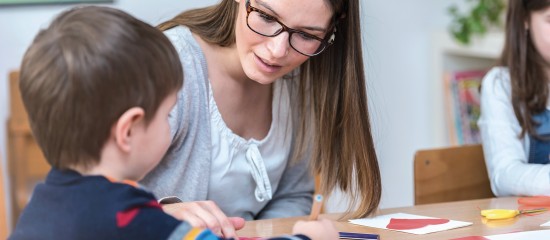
[9,6,337,240]
[478,0,550,196]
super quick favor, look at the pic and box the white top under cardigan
[208,80,293,217]
[478,67,550,196]
[140,26,315,220]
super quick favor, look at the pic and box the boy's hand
[162,201,245,238]
[292,218,338,240]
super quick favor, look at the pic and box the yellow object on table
[481,208,547,220]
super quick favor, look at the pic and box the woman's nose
[267,32,290,58]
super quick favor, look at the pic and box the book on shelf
[445,69,488,145]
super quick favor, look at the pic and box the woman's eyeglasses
[245,0,334,57]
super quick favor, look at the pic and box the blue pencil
[339,231,380,240]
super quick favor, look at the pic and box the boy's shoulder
[10,169,182,240]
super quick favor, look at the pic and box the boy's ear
[113,107,145,153]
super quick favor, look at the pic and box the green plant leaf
[447,0,505,45]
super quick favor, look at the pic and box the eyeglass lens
[247,9,325,56]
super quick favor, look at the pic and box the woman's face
[529,6,550,69]
[234,0,333,84]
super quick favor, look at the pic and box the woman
[478,0,550,197]
[141,0,381,237]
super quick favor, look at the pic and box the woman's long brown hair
[500,0,550,138]
[159,0,381,218]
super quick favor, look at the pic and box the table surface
[237,197,550,239]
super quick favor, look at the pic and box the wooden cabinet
[7,71,50,227]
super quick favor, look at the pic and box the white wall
[326,0,465,212]
[363,0,466,209]
[0,0,469,220]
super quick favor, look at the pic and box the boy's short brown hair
[20,6,183,169]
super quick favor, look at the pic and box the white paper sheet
[349,213,472,235]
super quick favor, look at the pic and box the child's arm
[291,219,339,240]
[117,198,326,240]
[168,225,313,240]
[161,209,337,240]
[479,67,550,196]
[161,200,245,238]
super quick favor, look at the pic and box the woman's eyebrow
[302,26,327,33]
[256,0,280,18]
[255,0,328,33]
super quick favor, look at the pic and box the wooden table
[238,197,550,239]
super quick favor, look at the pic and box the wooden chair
[414,144,494,205]
[1,152,9,239]
[7,71,50,227]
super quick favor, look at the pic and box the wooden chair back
[7,71,50,227]
[1,152,8,239]
[414,144,494,205]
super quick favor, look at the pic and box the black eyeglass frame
[245,0,335,57]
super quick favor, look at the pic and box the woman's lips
[254,54,282,73]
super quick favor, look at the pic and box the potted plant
[448,0,506,45]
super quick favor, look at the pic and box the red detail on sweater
[116,200,161,228]
[386,218,450,230]
[116,208,140,228]
[144,200,162,209]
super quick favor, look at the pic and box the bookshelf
[431,31,504,146]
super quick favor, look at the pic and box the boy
[9,6,337,240]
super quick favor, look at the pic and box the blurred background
[0,0,502,234]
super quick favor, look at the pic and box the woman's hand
[162,201,246,238]
[292,218,338,240]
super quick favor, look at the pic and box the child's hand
[292,218,338,240]
[162,201,245,238]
